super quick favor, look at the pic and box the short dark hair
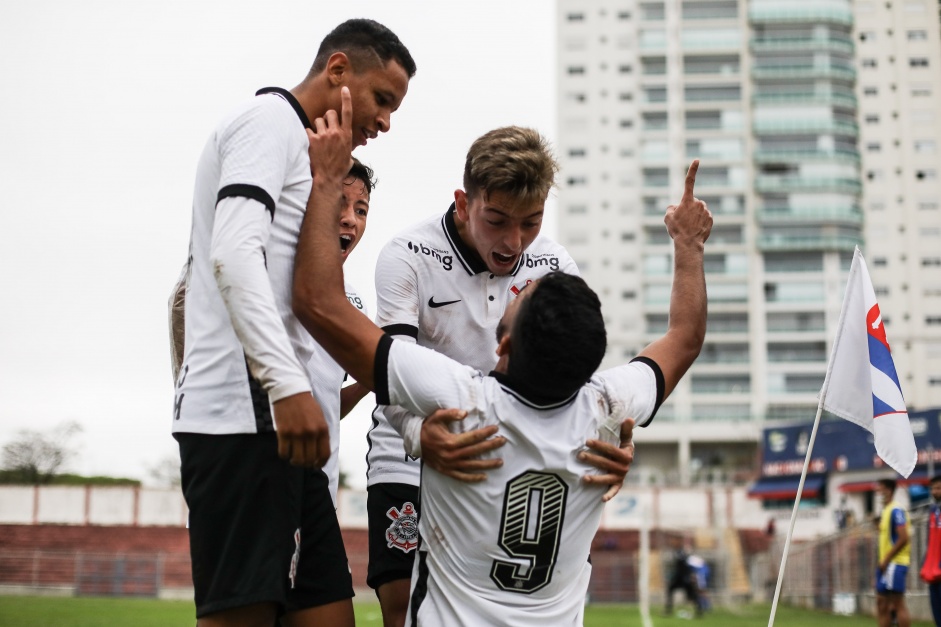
[931,474,941,485]
[878,478,897,493]
[508,272,607,399]
[311,19,417,78]
[347,157,376,196]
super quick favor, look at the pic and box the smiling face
[344,59,410,148]
[339,174,369,264]
[454,189,545,275]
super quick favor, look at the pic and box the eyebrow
[483,206,544,220]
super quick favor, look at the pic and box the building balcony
[767,351,828,363]
[757,234,863,252]
[754,176,861,193]
[748,5,853,25]
[751,91,857,109]
[751,65,856,82]
[752,118,858,136]
[753,148,859,164]
[750,36,854,55]
[691,382,751,394]
[756,207,863,225]
[681,33,742,51]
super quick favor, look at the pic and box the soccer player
[306,157,374,504]
[920,475,941,626]
[665,536,700,617]
[171,158,375,504]
[876,478,912,627]
[363,125,585,625]
[293,92,711,624]
[171,20,414,627]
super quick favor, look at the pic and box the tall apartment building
[555,0,941,486]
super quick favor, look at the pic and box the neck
[291,77,330,126]
[452,211,479,260]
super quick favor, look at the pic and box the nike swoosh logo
[428,297,461,309]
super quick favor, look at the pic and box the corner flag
[819,247,916,477]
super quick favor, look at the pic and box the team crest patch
[385,502,419,553]
[510,279,533,297]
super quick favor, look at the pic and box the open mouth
[493,252,516,265]
[340,234,353,252]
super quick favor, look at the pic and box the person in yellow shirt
[876,478,911,627]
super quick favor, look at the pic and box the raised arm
[636,160,712,399]
[293,87,384,390]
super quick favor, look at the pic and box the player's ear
[496,333,511,357]
[325,52,351,86]
[454,189,469,221]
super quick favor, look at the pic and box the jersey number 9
[490,471,568,594]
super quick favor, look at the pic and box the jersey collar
[442,204,524,277]
[489,370,579,410]
[256,87,312,130]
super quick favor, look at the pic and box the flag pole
[768,252,856,626]
[766,402,824,627]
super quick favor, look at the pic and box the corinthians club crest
[385,502,419,553]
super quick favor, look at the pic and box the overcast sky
[0,1,559,487]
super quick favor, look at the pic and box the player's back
[410,377,620,626]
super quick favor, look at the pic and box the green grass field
[0,596,935,627]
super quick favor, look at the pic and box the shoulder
[589,359,663,427]
[219,92,302,143]
[380,214,457,275]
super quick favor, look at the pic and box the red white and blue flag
[819,247,916,477]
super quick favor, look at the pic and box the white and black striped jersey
[366,206,579,486]
[372,336,664,626]
[172,87,322,435]
[308,283,369,505]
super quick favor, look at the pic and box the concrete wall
[0,485,831,539]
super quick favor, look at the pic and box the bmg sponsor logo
[524,253,560,270]
[408,241,452,271]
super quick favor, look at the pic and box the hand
[273,392,331,467]
[420,409,506,482]
[306,85,354,184]
[580,418,635,502]
[664,160,713,246]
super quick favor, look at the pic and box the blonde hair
[463,126,559,207]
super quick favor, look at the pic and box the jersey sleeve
[211,196,310,401]
[592,358,664,428]
[892,507,908,527]
[374,336,479,418]
[216,98,299,218]
[374,239,420,339]
[373,239,427,451]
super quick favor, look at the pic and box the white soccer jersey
[172,88,322,435]
[308,283,369,505]
[366,206,579,486]
[372,336,664,626]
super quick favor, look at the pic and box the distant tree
[148,454,182,488]
[0,421,83,484]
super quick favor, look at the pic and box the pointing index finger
[683,159,700,201]
[340,86,352,133]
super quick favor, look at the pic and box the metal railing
[770,509,934,621]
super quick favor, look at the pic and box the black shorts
[176,432,353,617]
[366,482,420,590]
